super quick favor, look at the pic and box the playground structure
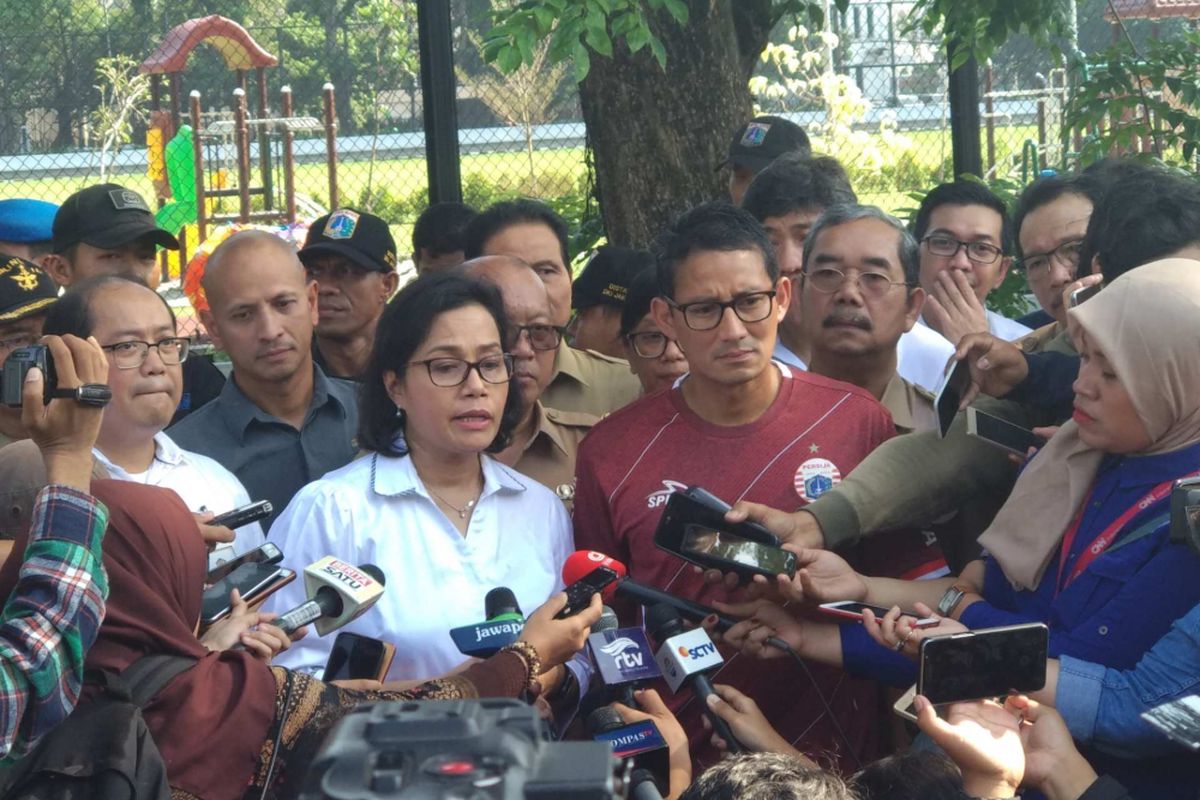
[137,15,340,283]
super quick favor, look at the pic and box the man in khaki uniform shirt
[461,256,599,508]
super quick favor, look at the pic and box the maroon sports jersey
[574,365,900,771]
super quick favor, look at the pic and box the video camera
[299,698,634,799]
[1,344,55,406]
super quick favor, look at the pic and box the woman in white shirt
[269,272,574,684]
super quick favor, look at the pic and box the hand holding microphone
[200,589,305,661]
[516,590,603,673]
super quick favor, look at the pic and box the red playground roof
[1105,0,1200,19]
[140,15,278,74]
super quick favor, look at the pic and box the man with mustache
[169,231,359,528]
[461,255,598,507]
[801,205,937,434]
[299,208,400,381]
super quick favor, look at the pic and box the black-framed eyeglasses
[804,267,911,297]
[510,324,564,352]
[922,234,1004,265]
[625,331,677,359]
[666,290,776,331]
[101,337,191,369]
[408,354,514,387]
[1019,239,1083,279]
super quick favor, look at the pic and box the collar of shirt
[771,340,807,371]
[370,450,529,504]
[219,364,349,443]
[550,341,590,387]
[1110,440,1200,491]
[525,401,570,458]
[880,373,936,434]
[92,430,184,479]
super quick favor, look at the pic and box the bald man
[168,230,359,527]
[461,256,598,508]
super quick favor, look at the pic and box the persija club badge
[795,457,841,503]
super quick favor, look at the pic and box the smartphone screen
[1070,283,1101,307]
[967,408,1045,457]
[919,623,1048,704]
[205,542,283,585]
[934,359,970,437]
[682,525,796,575]
[324,632,389,682]
[201,563,293,625]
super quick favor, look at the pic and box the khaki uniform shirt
[541,344,642,418]
[514,402,599,512]
[880,374,938,434]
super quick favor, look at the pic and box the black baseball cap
[52,184,179,253]
[0,254,58,323]
[719,115,812,173]
[299,208,397,273]
[620,268,661,337]
[572,246,654,310]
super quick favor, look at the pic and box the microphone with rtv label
[587,607,662,708]
[449,587,527,658]
[646,602,743,753]
[273,557,386,636]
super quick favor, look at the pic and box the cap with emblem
[0,199,59,244]
[0,254,58,322]
[572,245,653,311]
[719,115,812,173]
[52,184,179,253]
[299,208,397,273]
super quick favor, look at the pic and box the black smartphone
[657,522,797,581]
[200,564,296,626]
[934,358,970,437]
[209,500,273,530]
[205,542,283,585]
[918,623,1048,705]
[818,601,939,628]
[554,566,620,619]
[1169,476,1200,554]
[657,485,780,546]
[324,632,397,682]
[966,408,1046,457]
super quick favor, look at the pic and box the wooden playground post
[189,90,208,243]
[280,86,297,223]
[233,87,252,223]
[984,60,996,173]
[323,83,339,209]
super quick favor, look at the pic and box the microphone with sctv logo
[647,602,743,753]
[449,587,527,658]
[273,557,386,637]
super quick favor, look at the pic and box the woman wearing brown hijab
[0,479,599,799]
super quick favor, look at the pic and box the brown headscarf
[0,480,277,798]
[979,259,1200,588]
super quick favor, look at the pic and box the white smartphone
[966,407,1046,457]
[893,683,919,723]
[818,601,940,628]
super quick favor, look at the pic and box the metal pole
[281,86,297,223]
[189,91,207,242]
[947,41,983,178]
[233,88,251,222]
[417,0,462,203]
[323,83,340,209]
[257,67,274,211]
[985,60,995,173]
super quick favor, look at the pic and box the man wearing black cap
[722,115,812,205]
[43,183,226,423]
[568,245,654,359]
[0,255,60,448]
[299,208,400,380]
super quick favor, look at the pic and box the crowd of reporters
[0,114,1196,799]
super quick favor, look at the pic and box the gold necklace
[427,485,479,519]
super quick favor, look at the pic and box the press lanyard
[1056,469,1200,592]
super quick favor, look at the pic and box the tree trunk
[578,1,773,248]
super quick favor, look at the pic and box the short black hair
[462,199,570,267]
[680,753,855,800]
[1082,166,1200,283]
[654,202,778,298]
[43,274,174,339]
[853,751,970,800]
[619,268,659,337]
[741,154,858,222]
[911,181,1014,255]
[1012,174,1104,258]
[358,271,523,457]
[412,202,477,257]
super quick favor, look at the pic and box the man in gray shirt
[169,230,359,528]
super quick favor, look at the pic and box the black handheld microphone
[646,603,743,754]
[449,587,526,658]
[628,768,665,800]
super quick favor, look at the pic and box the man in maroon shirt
[573,203,898,771]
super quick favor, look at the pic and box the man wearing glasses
[912,181,1031,346]
[169,231,359,529]
[0,255,59,449]
[41,275,265,566]
[574,203,896,770]
[463,255,598,508]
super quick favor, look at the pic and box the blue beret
[0,199,59,243]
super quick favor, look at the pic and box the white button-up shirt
[267,452,574,682]
[93,431,266,569]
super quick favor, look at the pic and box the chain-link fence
[0,0,1191,338]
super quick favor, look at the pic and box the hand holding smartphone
[554,566,620,619]
[818,601,939,628]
